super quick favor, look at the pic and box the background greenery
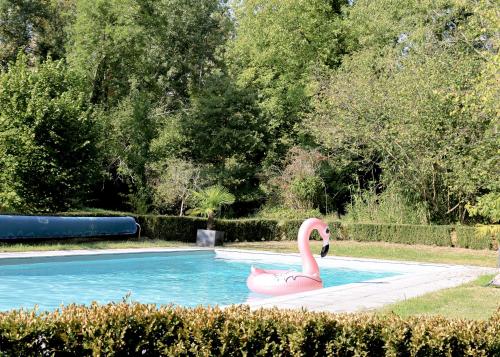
[0,0,498,225]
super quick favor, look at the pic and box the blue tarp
[0,216,137,239]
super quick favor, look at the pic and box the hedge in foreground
[0,304,498,356]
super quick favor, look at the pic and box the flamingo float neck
[298,218,326,276]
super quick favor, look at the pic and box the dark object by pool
[0,216,138,239]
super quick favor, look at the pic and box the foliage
[67,0,232,211]
[344,184,429,224]
[309,0,498,223]
[266,147,328,210]
[147,158,203,216]
[179,72,266,201]
[466,192,500,224]
[136,214,494,249]
[0,0,74,68]
[255,206,324,220]
[0,303,498,356]
[0,56,99,211]
[341,223,453,247]
[0,0,497,222]
[455,225,500,250]
[290,176,325,210]
[188,186,236,229]
[228,0,345,167]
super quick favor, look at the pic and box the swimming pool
[0,251,398,311]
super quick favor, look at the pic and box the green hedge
[137,215,207,242]
[340,223,453,246]
[0,303,498,356]
[278,219,342,240]
[136,215,498,250]
[215,219,280,242]
[8,211,498,249]
[455,226,499,250]
[136,216,342,243]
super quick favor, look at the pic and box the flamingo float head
[317,222,331,257]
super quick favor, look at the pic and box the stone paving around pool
[0,247,495,313]
[216,249,497,313]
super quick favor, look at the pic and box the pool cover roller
[0,215,138,239]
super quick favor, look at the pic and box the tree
[308,0,498,223]
[179,72,266,201]
[0,56,99,211]
[147,158,203,216]
[0,0,75,68]
[228,0,346,167]
[68,0,232,211]
[188,185,235,230]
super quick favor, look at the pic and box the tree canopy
[0,0,497,223]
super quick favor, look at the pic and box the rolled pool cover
[0,215,138,239]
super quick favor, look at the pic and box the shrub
[0,303,498,356]
[290,175,325,210]
[455,225,500,250]
[51,212,498,250]
[344,185,429,225]
[279,219,342,241]
[255,206,324,220]
[137,215,206,242]
[215,219,279,242]
[0,56,100,212]
[341,223,453,246]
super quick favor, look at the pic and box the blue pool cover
[0,216,137,239]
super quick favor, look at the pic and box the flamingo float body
[246,218,330,296]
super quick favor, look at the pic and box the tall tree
[228,0,346,167]
[0,0,75,68]
[0,56,99,211]
[68,0,232,211]
[309,0,498,223]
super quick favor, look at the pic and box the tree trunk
[179,199,184,217]
[207,212,215,230]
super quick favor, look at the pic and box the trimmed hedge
[137,215,207,242]
[215,219,280,242]
[6,212,497,249]
[136,216,342,243]
[455,226,500,250]
[88,214,499,249]
[340,223,453,247]
[279,219,342,241]
[0,303,498,356]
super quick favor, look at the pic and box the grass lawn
[378,274,500,320]
[0,239,190,252]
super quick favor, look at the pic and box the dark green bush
[341,223,453,246]
[39,212,499,250]
[137,215,207,242]
[215,219,280,242]
[0,303,498,356]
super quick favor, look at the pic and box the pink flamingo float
[246,218,331,296]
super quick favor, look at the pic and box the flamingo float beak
[320,243,329,257]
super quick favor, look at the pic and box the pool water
[0,251,398,310]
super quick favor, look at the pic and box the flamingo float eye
[325,227,330,234]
